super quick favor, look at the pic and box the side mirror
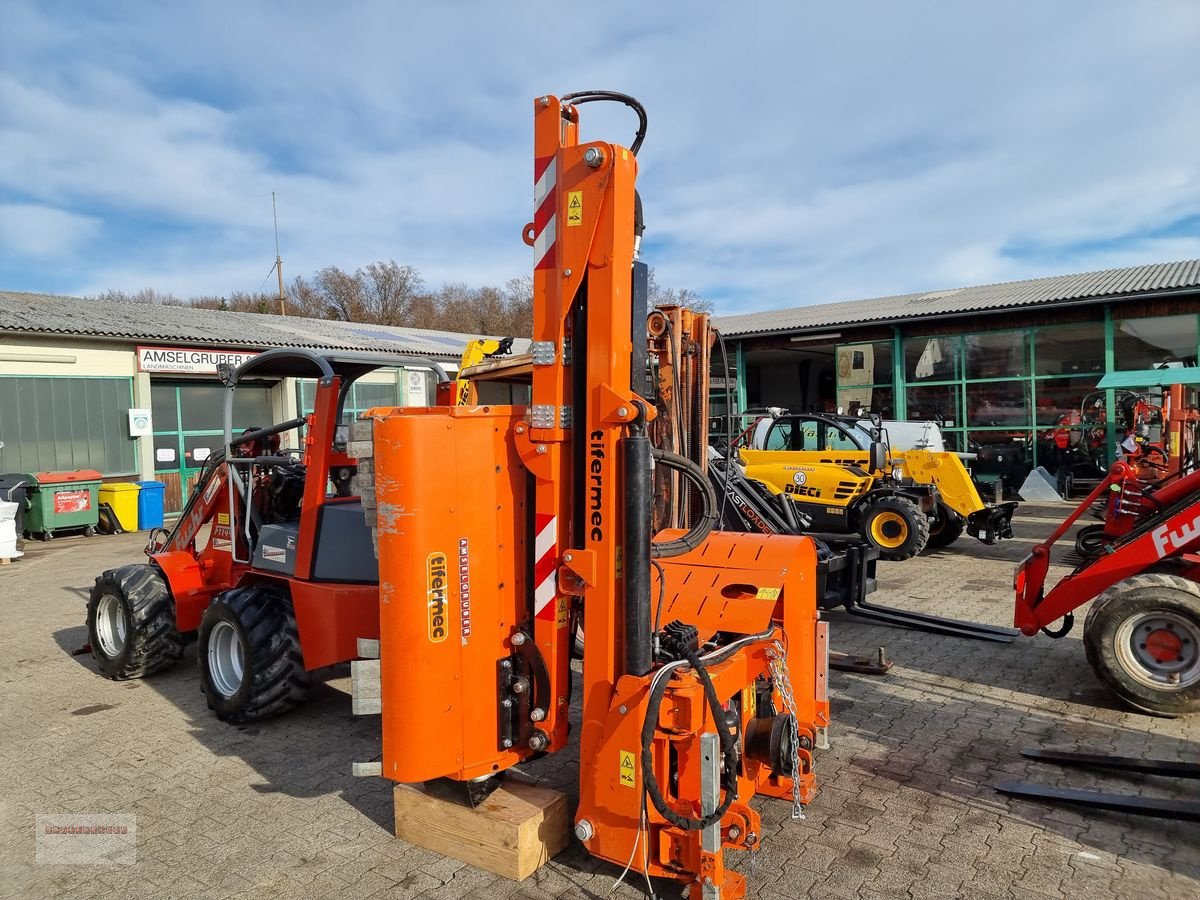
[869,441,887,473]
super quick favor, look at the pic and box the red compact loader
[85,349,446,723]
[1015,460,1200,716]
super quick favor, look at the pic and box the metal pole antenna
[273,192,286,315]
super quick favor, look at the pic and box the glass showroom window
[835,341,894,417]
[1113,314,1199,370]
[1035,322,1105,377]
[965,330,1028,380]
[904,335,959,382]
[906,383,960,424]
[968,429,1033,487]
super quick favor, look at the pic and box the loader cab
[216,348,449,584]
[756,413,888,473]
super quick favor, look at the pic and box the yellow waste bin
[99,483,141,532]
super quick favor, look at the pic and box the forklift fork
[996,748,1200,822]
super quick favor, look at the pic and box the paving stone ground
[1,504,1197,899]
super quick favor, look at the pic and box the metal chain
[768,639,804,820]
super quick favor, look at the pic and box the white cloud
[0,203,101,258]
[0,1,1198,312]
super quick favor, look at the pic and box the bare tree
[86,260,703,333]
[647,267,714,314]
[88,287,187,306]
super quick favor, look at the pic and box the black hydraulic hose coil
[650,449,717,559]
[640,648,740,832]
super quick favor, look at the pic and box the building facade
[0,292,484,513]
[715,260,1200,493]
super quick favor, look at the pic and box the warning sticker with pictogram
[567,191,583,227]
[619,750,636,788]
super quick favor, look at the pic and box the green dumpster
[24,470,103,540]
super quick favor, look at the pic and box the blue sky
[1,1,1198,315]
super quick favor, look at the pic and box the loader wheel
[861,496,929,561]
[924,503,965,550]
[1083,574,1200,717]
[197,585,312,723]
[87,564,184,680]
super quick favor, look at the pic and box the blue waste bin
[135,480,166,530]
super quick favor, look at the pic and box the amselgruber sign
[137,346,260,375]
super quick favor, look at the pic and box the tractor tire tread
[861,495,930,561]
[199,585,312,724]
[1082,574,1200,717]
[923,503,965,551]
[87,564,184,680]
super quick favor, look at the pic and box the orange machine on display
[366,93,827,899]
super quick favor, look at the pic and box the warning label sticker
[556,597,569,629]
[756,586,781,601]
[567,191,583,227]
[619,750,636,788]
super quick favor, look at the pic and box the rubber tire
[1082,573,1200,717]
[197,585,312,724]
[87,564,184,680]
[1074,523,1108,558]
[860,496,930,561]
[924,503,964,550]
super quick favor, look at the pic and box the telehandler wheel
[86,564,184,680]
[860,496,929,561]
[1083,574,1200,717]
[1074,524,1108,558]
[924,503,965,550]
[197,585,312,724]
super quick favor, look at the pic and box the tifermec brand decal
[427,552,449,643]
[588,431,606,542]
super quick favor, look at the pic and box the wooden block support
[393,780,568,881]
[351,659,381,715]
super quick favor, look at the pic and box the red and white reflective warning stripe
[533,513,558,618]
[532,155,556,271]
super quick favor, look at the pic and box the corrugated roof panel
[713,258,1200,336]
[0,291,527,360]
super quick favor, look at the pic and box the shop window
[965,331,1028,380]
[0,376,135,475]
[1113,314,1198,370]
[836,386,893,418]
[967,429,1033,487]
[1035,322,1105,376]
[904,336,958,382]
[1034,378,1097,427]
[906,384,959,425]
[836,342,893,386]
[151,384,178,432]
[353,381,400,414]
[966,381,1030,427]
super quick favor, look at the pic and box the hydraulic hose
[650,449,718,558]
[560,90,647,155]
[640,648,739,832]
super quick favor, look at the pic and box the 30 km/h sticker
[619,750,636,788]
[567,191,583,227]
